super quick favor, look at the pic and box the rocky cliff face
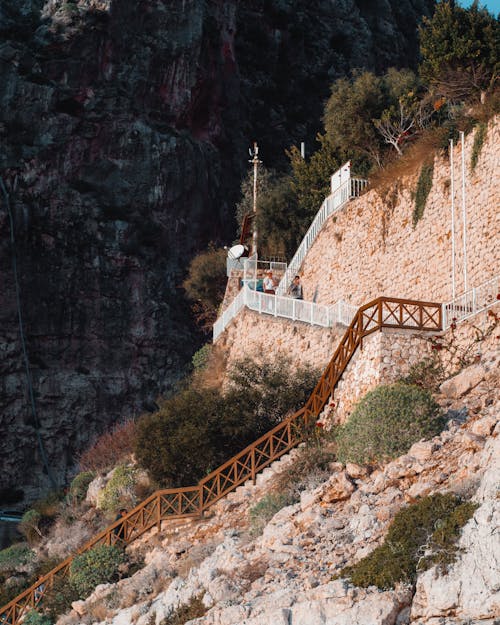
[0,0,435,503]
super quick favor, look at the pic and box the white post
[450,139,456,300]
[460,131,468,293]
[300,142,305,159]
[292,298,296,321]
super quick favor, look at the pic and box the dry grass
[192,343,228,390]
[371,127,449,195]
[88,603,112,621]
[79,419,138,473]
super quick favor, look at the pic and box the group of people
[263,270,303,300]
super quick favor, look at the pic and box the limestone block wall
[217,308,344,372]
[328,305,499,424]
[301,118,499,307]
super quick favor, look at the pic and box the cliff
[0,0,435,502]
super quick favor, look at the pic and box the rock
[411,499,500,623]
[458,431,485,452]
[470,415,497,437]
[345,463,369,479]
[71,600,87,616]
[407,440,440,463]
[322,472,355,503]
[85,474,107,506]
[439,365,485,398]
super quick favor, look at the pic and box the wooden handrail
[0,297,441,624]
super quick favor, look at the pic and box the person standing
[288,275,303,300]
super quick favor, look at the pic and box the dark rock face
[0,0,434,503]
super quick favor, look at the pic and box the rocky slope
[52,311,499,625]
[0,0,435,502]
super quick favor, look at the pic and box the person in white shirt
[263,270,275,294]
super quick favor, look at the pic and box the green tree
[323,71,388,169]
[183,245,227,331]
[288,135,340,219]
[419,0,500,102]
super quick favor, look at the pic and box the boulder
[439,365,485,399]
[322,472,355,503]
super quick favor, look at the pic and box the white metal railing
[276,163,367,296]
[442,274,500,329]
[242,256,287,286]
[213,285,358,341]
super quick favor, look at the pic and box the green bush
[97,465,138,513]
[339,493,476,589]
[249,493,290,536]
[413,160,434,226]
[225,355,319,426]
[183,245,227,331]
[23,611,53,625]
[0,543,34,573]
[69,471,95,503]
[192,344,212,371]
[336,383,444,465]
[135,356,319,488]
[135,388,227,486]
[43,575,79,621]
[70,545,125,598]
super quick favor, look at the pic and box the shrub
[79,419,137,473]
[413,160,434,226]
[339,493,476,589]
[97,465,138,513]
[136,355,319,488]
[421,500,478,572]
[43,575,79,621]
[23,612,53,625]
[401,357,445,391]
[161,595,206,625]
[182,246,227,332]
[135,388,226,487]
[69,471,95,503]
[70,545,125,598]
[336,383,444,465]
[0,543,35,573]
[192,344,212,371]
[272,439,336,505]
[470,122,487,170]
[225,355,319,426]
[19,509,43,544]
[249,493,290,536]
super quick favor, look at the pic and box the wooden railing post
[251,447,256,485]
[156,493,162,531]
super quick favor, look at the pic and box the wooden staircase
[0,296,441,625]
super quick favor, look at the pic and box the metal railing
[276,166,368,296]
[442,274,500,328]
[0,297,442,625]
[213,285,358,341]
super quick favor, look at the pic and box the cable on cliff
[0,176,57,490]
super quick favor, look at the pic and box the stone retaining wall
[301,118,499,307]
[328,305,499,424]
[217,308,344,372]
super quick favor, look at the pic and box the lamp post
[249,142,261,258]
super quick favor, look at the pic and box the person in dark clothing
[288,275,303,299]
[113,508,128,541]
